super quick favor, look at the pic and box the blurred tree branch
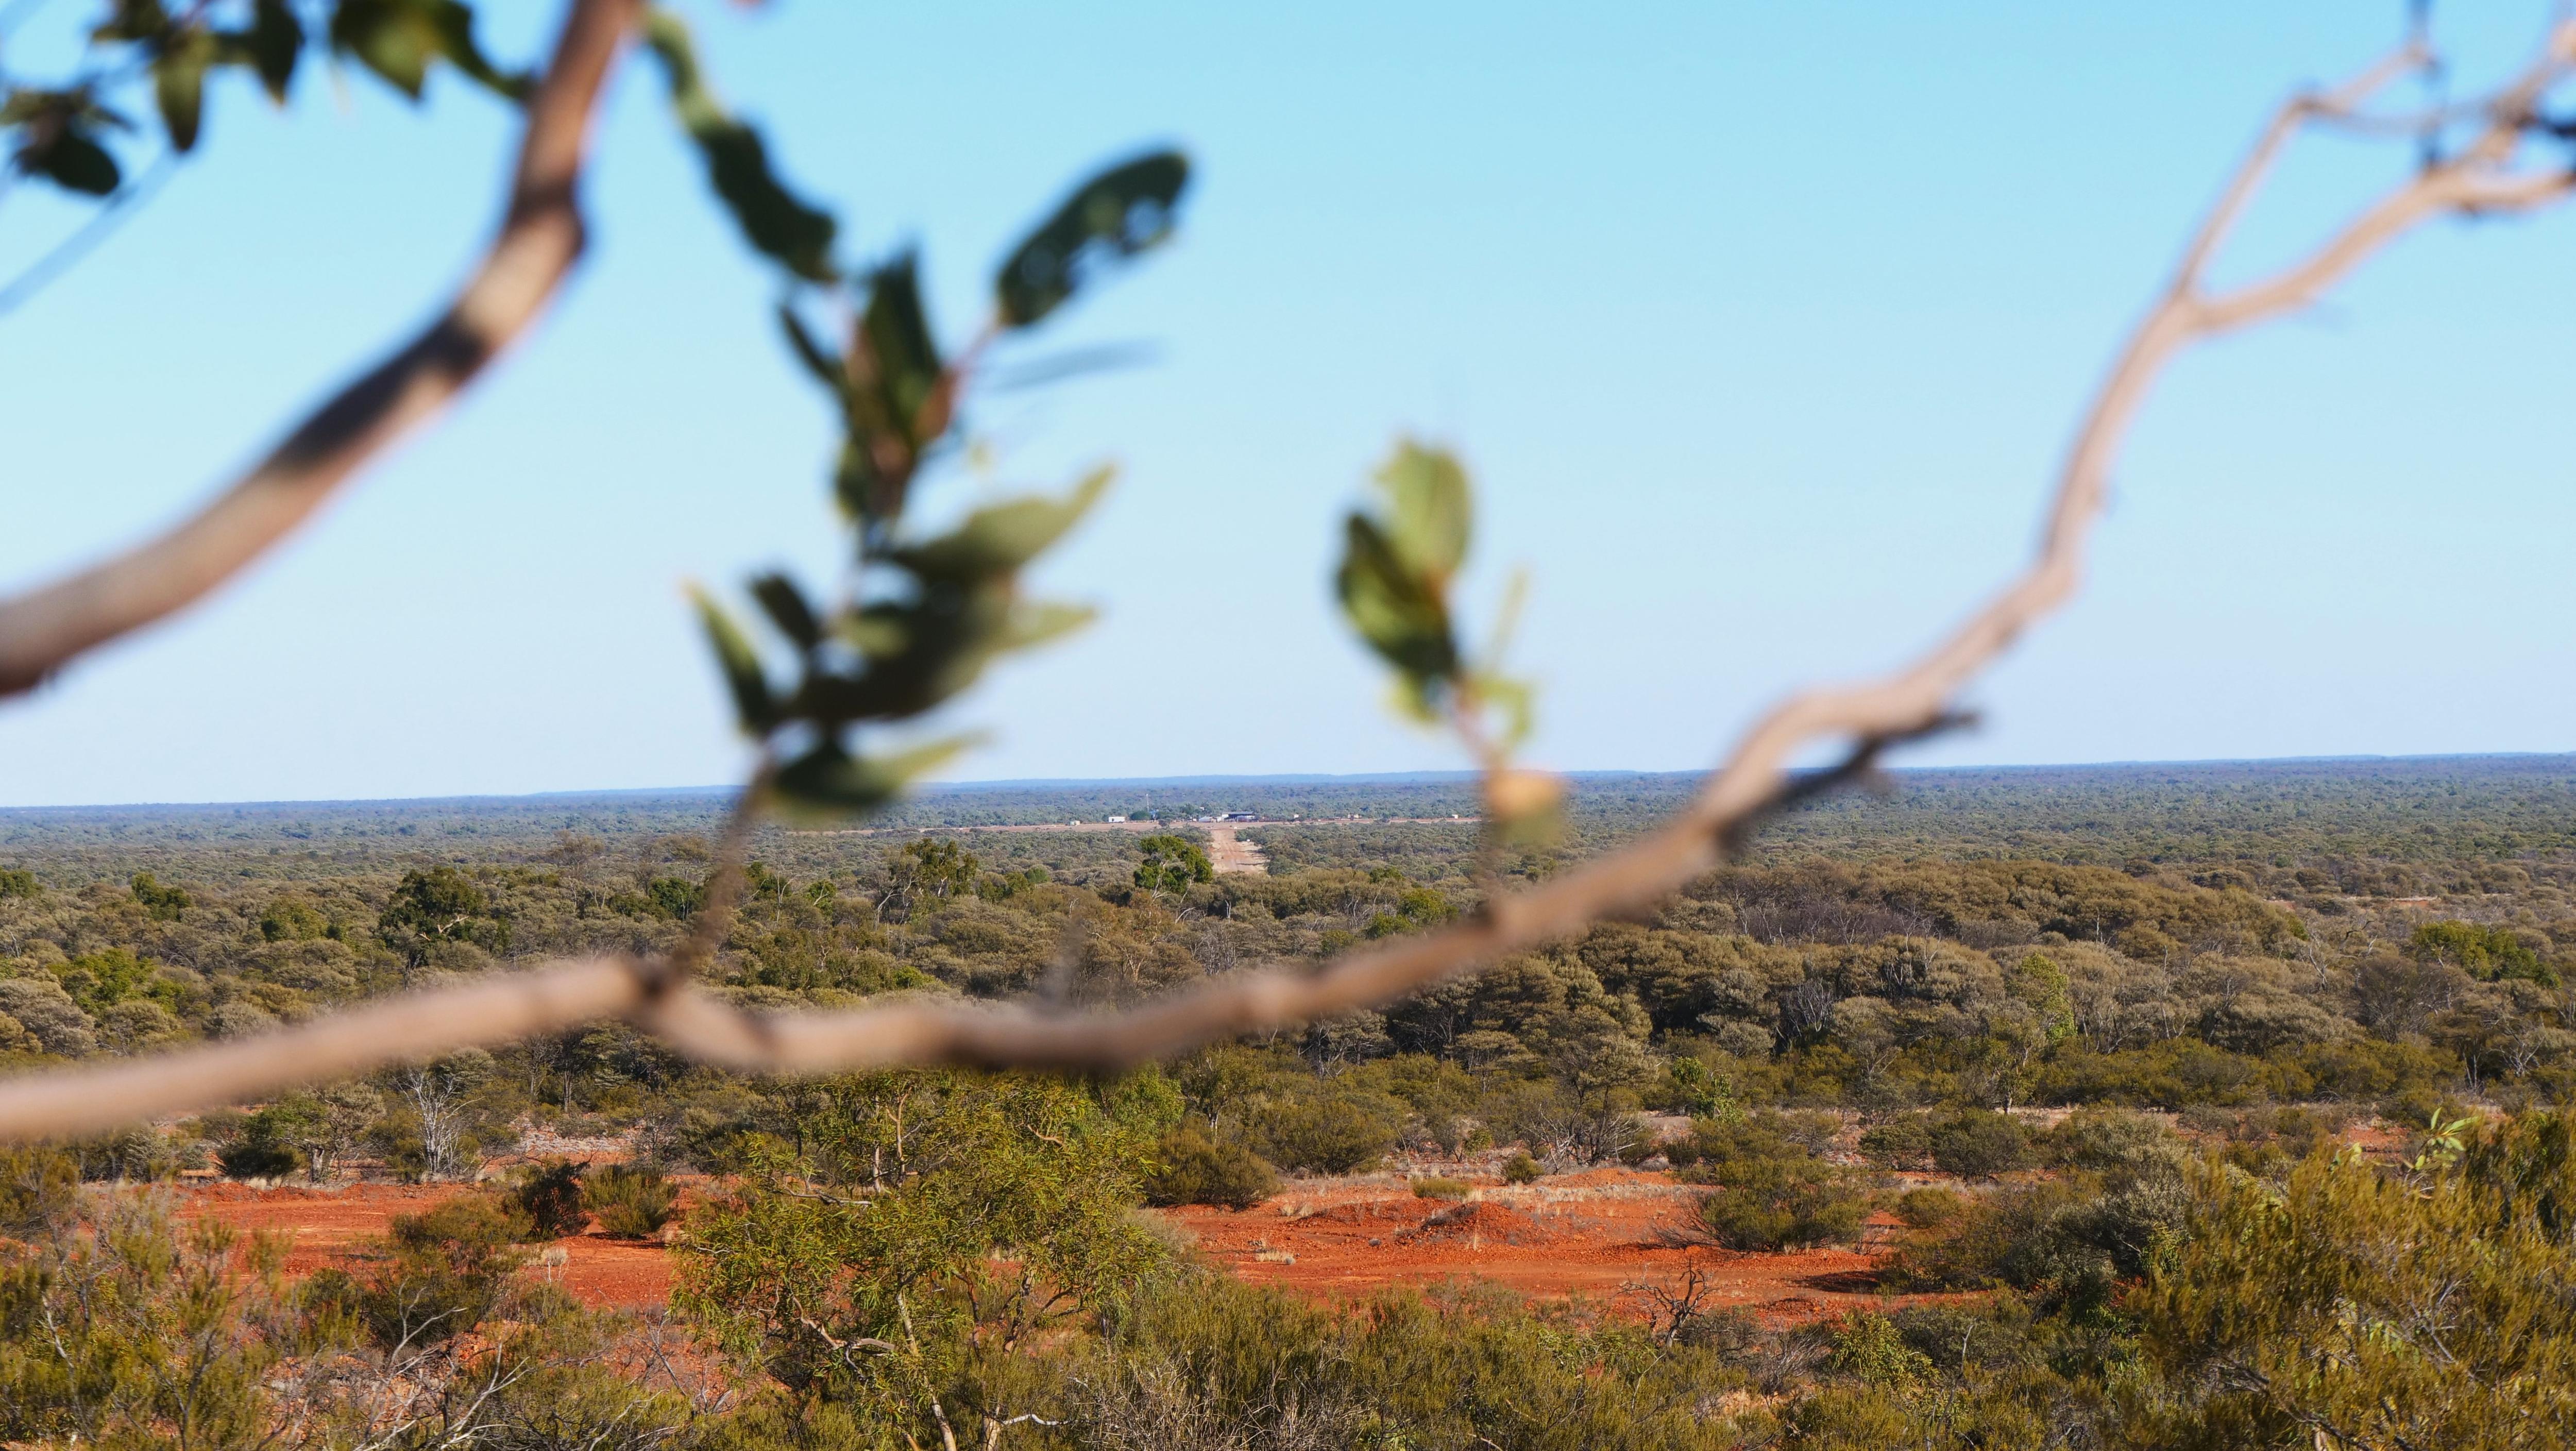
[3,13,2573,1139]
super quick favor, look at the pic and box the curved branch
[1,16,2571,1142]
[0,0,641,698]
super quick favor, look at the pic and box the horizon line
[2,750,2569,815]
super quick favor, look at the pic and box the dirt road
[1206,823,1267,875]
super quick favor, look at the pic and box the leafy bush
[1928,1108,2031,1180]
[1245,1094,1397,1174]
[1411,1175,1471,1200]
[216,1131,300,1181]
[0,1144,77,1235]
[1501,1151,1542,1185]
[317,1193,528,1351]
[510,1158,590,1238]
[1141,1123,1277,1209]
[1895,1186,1964,1229]
[1696,1154,1867,1251]
[584,1163,680,1238]
[1826,1310,1931,1387]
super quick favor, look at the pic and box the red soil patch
[180,1181,679,1311]
[1164,1168,1918,1324]
[181,1167,1939,1327]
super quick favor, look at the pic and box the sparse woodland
[9,1,2576,1446]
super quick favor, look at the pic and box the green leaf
[748,572,822,650]
[154,35,213,152]
[641,6,839,283]
[891,467,1113,581]
[773,735,978,820]
[88,0,173,44]
[1373,441,1470,582]
[857,254,945,441]
[995,149,1190,328]
[1335,514,1458,714]
[1000,601,1097,652]
[689,586,778,735]
[329,0,528,103]
[776,302,844,391]
[18,130,123,195]
[227,0,306,103]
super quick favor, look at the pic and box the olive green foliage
[1141,1120,1278,1209]
[586,1162,681,1239]
[0,1192,306,1449]
[129,871,191,920]
[671,52,1193,818]
[2412,917,2552,984]
[510,1157,591,1238]
[1410,1175,1472,1200]
[1131,834,1212,893]
[1693,1151,1867,1252]
[310,1192,530,1352]
[0,1144,78,1235]
[676,1070,1179,1445]
[1076,1273,1756,1449]
[1502,1150,1543,1184]
[2120,1112,2576,1449]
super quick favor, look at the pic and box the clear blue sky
[4,3,2571,807]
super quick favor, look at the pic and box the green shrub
[1411,1175,1471,1200]
[1895,1186,1964,1229]
[510,1159,590,1239]
[1827,1310,1932,1387]
[1501,1151,1542,1185]
[0,1144,77,1235]
[584,1163,680,1238]
[1859,1113,1934,1169]
[1246,1095,1397,1175]
[1142,1123,1278,1209]
[336,1193,528,1351]
[1929,1108,2031,1180]
[1696,1154,1866,1250]
[217,1134,300,1181]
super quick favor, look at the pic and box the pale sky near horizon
[5,3,2572,808]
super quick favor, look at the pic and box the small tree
[1133,834,1214,894]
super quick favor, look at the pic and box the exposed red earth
[179,1165,1938,1325]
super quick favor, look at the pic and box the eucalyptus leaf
[749,572,822,650]
[689,586,778,735]
[1336,514,1458,713]
[995,149,1190,328]
[776,302,844,392]
[773,735,978,819]
[641,7,838,283]
[152,35,212,151]
[329,0,528,102]
[228,0,306,103]
[857,255,945,441]
[1374,441,1470,582]
[17,129,123,195]
[891,468,1112,580]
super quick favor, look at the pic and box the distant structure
[1106,815,1126,823]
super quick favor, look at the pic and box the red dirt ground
[1165,1167,1909,1323]
[180,1181,682,1310]
[182,1166,1926,1326]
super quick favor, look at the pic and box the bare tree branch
[1,16,2571,1141]
[0,0,642,698]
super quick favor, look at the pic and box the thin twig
[0,0,642,696]
[1,15,2572,1140]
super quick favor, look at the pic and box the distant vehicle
[1106,815,1127,823]
[1221,812,1258,821]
